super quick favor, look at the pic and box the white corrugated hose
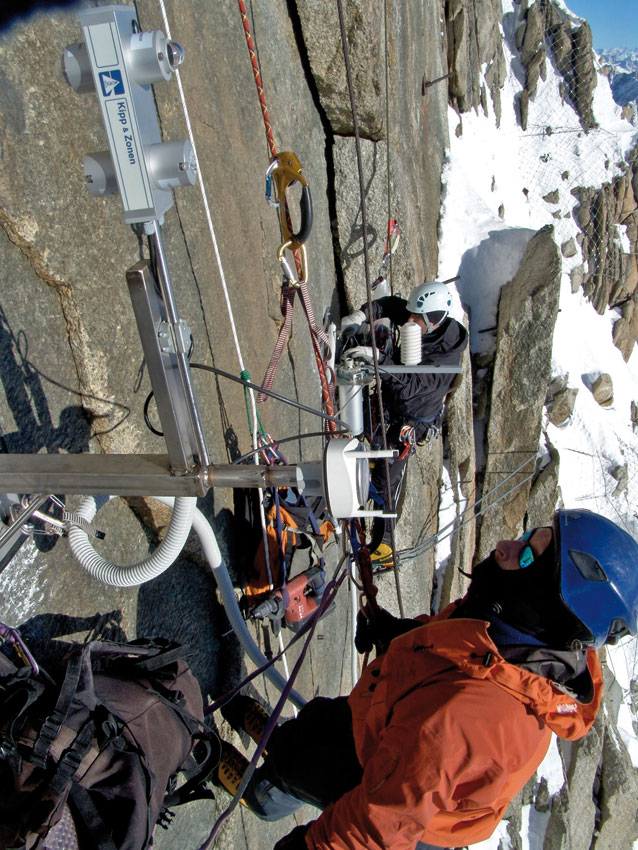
[66,494,306,708]
[66,494,196,587]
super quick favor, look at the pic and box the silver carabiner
[265,159,280,209]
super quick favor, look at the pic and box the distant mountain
[610,70,638,105]
[598,48,638,106]
[598,47,638,72]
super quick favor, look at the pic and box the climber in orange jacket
[220,509,638,850]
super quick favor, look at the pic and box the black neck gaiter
[458,543,575,647]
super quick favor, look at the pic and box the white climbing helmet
[406,281,452,332]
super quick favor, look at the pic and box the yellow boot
[214,740,250,800]
[221,695,271,752]
[370,542,394,569]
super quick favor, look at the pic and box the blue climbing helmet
[555,509,638,648]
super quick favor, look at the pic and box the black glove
[273,822,311,850]
[354,607,422,655]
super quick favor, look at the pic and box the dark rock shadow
[0,307,97,552]
[5,610,127,675]
[0,308,92,457]
[135,528,243,706]
[339,144,381,274]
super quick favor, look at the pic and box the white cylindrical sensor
[400,321,422,365]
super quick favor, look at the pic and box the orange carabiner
[265,152,313,251]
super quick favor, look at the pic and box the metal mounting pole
[0,454,303,497]
[145,221,210,468]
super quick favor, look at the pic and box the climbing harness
[241,488,334,624]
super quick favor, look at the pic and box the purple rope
[198,562,349,849]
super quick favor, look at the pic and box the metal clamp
[62,511,106,540]
[158,319,192,355]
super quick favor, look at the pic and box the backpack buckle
[31,710,65,768]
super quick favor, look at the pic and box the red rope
[238,0,277,158]
[237,0,336,427]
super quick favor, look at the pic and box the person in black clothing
[340,281,468,558]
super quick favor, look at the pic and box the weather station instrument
[0,4,396,571]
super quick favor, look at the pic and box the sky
[565,0,638,51]
[438,1,638,844]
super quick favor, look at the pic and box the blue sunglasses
[518,530,536,569]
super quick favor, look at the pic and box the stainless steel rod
[0,455,305,497]
[147,221,211,468]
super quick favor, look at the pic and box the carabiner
[265,152,313,250]
[0,621,39,674]
[265,160,280,209]
[277,240,308,287]
[257,432,284,466]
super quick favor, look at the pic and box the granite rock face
[513,0,597,132]
[572,154,638,361]
[0,3,636,850]
[446,0,507,123]
[477,225,561,558]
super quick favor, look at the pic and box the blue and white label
[99,69,124,97]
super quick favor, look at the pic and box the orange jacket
[306,607,603,850]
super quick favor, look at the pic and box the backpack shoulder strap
[162,731,219,808]
[31,645,89,768]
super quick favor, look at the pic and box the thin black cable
[143,392,163,437]
[398,453,539,563]
[336,0,404,616]
[189,362,349,430]
[0,306,131,437]
[231,431,336,465]
[140,361,348,436]
[141,335,195,438]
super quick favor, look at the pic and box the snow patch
[439,0,638,844]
